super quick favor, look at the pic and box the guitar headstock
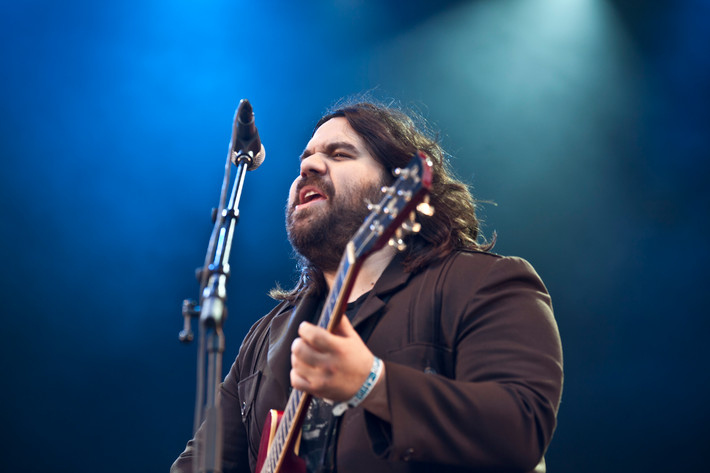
[351,150,434,259]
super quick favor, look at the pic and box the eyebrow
[300,141,360,160]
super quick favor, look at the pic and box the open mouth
[297,186,328,209]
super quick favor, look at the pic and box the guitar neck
[260,247,359,473]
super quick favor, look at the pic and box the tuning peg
[382,199,399,217]
[392,166,413,179]
[401,211,422,233]
[410,211,421,231]
[381,185,395,196]
[388,228,407,251]
[416,195,434,216]
[396,189,412,201]
[388,236,407,251]
[365,199,381,212]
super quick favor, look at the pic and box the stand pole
[179,98,264,473]
[194,155,251,473]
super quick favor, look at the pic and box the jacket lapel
[266,291,321,392]
[351,253,411,329]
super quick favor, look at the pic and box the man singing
[172,100,563,473]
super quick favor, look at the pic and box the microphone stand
[180,105,262,473]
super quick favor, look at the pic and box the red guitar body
[255,410,306,473]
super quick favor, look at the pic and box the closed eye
[299,141,359,161]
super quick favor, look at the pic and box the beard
[286,175,387,272]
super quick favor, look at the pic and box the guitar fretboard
[261,254,353,473]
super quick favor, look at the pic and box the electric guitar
[255,151,434,473]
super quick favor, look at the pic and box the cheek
[288,180,299,206]
[336,166,386,196]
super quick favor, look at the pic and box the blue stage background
[1,1,708,471]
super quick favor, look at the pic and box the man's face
[286,117,388,271]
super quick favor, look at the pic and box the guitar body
[256,410,305,473]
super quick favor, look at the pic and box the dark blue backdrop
[1,1,708,471]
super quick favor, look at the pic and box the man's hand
[290,316,373,401]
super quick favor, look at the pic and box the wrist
[333,356,383,416]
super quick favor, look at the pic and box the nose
[299,153,327,178]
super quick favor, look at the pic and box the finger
[290,351,333,395]
[291,337,328,368]
[291,348,317,381]
[289,367,311,391]
[298,321,337,352]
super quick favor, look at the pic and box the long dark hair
[271,99,493,301]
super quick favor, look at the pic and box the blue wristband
[333,356,383,416]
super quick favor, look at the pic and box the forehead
[305,117,367,153]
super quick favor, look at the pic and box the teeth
[301,190,323,204]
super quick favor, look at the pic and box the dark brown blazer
[172,250,563,473]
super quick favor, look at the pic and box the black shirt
[299,291,371,473]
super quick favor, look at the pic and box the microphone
[231,99,265,170]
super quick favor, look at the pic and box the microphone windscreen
[248,145,266,171]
